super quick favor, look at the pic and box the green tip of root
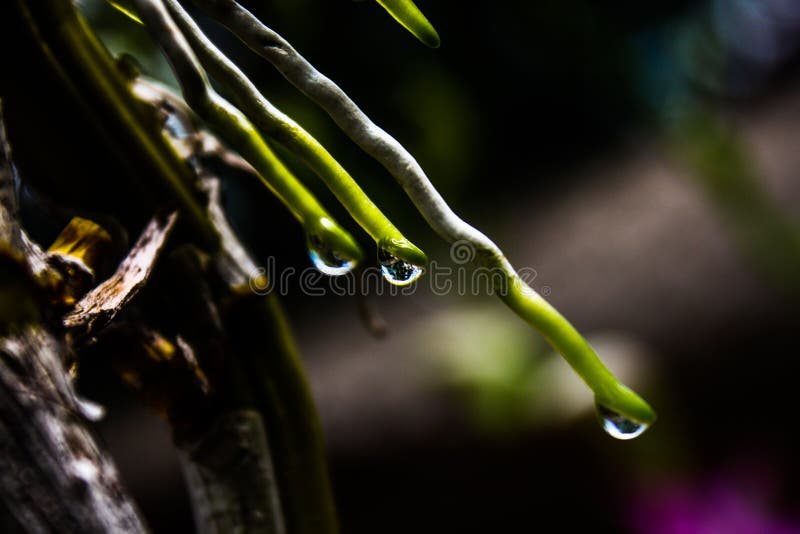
[595,382,657,426]
[308,217,364,264]
[375,0,441,48]
[379,237,428,267]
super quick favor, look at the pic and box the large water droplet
[308,235,356,276]
[379,248,424,286]
[596,403,648,440]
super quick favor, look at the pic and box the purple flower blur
[629,475,800,534]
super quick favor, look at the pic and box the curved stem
[192,0,656,424]
[130,0,363,263]
[164,0,426,266]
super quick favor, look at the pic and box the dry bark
[0,101,149,533]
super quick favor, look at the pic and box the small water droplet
[308,235,356,276]
[596,403,648,440]
[379,248,424,286]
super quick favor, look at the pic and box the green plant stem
[189,0,656,425]
[500,272,654,423]
[164,0,426,266]
[130,0,363,263]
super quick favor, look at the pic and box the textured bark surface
[1,2,339,529]
[130,78,337,534]
[180,411,285,534]
[0,328,147,534]
[0,100,149,533]
[63,211,178,337]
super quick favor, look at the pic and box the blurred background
[65,0,800,532]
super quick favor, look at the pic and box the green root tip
[595,382,657,426]
[378,237,428,267]
[308,217,364,264]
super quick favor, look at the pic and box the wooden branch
[103,246,288,534]
[0,327,147,533]
[0,98,56,292]
[129,77,263,291]
[179,411,285,534]
[127,78,338,533]
[63,211,178,337]
[0,100,148,533]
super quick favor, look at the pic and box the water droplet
[308,235,356,276]
[379,248,424,286]
[596,403,648,440]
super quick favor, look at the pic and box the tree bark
[0,101,149,533]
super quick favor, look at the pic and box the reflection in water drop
[596,403,648,440]
[379,248,424,286]
[307,235,356,276]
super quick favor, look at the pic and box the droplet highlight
[308,235,356,276]
[596,403,648,440]
[379,248,424,286]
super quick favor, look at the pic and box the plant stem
[164,0,426,266]
[130,0,363,263]
[190,0,656,425]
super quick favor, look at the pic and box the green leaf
[375,0,440,48]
